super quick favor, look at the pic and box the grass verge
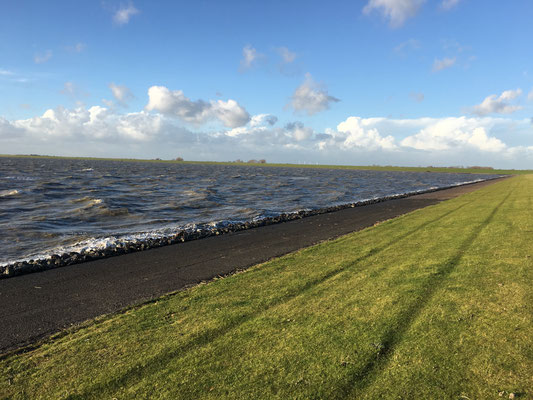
[1,175,532,399]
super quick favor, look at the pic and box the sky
[1,0,533,168]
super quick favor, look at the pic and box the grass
[1,153,531,175]
[2,175,533,399]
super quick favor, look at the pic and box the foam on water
[0,189,20,197]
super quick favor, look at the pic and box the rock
[4,265,13,276]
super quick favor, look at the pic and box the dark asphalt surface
[0,178,505,353]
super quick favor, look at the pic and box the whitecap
[0,189,20,197]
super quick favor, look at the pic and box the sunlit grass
[1,175,532,399]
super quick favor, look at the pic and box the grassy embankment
[2,175,533,399]
[1,153,531,175]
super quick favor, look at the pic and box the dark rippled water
[0,157,496,265]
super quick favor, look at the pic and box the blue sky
[1,0,532,168]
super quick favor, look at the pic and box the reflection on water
[0,157,496,264]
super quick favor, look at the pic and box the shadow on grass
[66,200,474,399]
[339,190,512,399]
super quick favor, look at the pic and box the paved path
[0,178,506,353]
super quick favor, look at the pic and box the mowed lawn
[2,175,532,399]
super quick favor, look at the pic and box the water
[0,157,497,266]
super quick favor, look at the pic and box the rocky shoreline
[0,178,499,279]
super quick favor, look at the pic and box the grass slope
[1,154,530,175]
[2,176,532,399]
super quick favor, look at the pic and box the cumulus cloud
[363,0,425,28]
[113,3,139,25]
[145,85,250,128]
[440,0,460,10]
[248,113,277,128]
[289,74,339,116]
[432,57,456,72]
[285,122,314,141]
[470,89,523,116]
[225,114,278,137]
[240,45,263,70]
[0,105,193,144]
[327,117,397,150]
[109,83,134,106]
[1,98,531,166]
[34,50,52,64]
[401,117,506,152]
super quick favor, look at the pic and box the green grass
[2,175,533,399]
[1,153,531,174]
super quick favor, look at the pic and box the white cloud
[289,74,339,116]
[251,114,278,127]
[109,83,134,105]
[113,3,139,25]
[330,117,397,150]
[225,114,278,137]
[285,122,314,141]
[363,0,425,28]
[240,45,262,70]
[0,69,14,76]
[278,47,297,64]
[145,85,250,128]
[432,57,456,72]
[213,99,251,128]
[528,88,533,101]
[34,50,52,64]
[400,117,506,152]
[2,105,191,144]
[440,0,460,10]
[1,98,531,167]
[470,89,523,116]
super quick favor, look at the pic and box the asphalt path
[0,178,506,353]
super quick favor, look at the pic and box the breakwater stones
[0,178,499,279]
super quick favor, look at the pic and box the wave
[0,176,500,272]
[70,196,103,205]
[0,189,20,197]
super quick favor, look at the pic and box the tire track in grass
[66,199,475,399]
[339,189,513,399]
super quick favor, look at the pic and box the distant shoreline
[0,153,529,175]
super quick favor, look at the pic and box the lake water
[0,157,497,266]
